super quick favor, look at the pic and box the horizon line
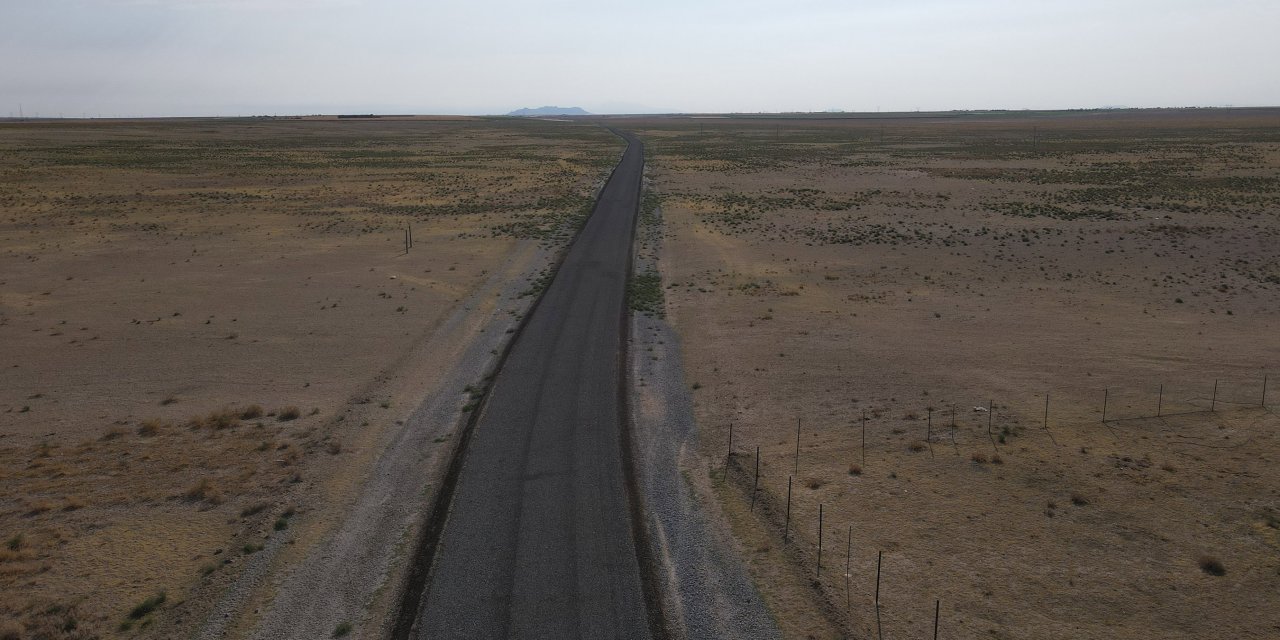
[4,104,1279,122]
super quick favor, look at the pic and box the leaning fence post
[933,599,940,640]
[875,550,882,604]
[1043,393,1058,445]
[1158,384,1164,417]
[1211,380,1218,412]
[1102,388,1109,423]
[1263,374,1269,407]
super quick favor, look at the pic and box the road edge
[610,129,675,640]
[388,132,633,640]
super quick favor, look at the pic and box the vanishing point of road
[407,130,655,638]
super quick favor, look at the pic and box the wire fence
[718,371,1273,637]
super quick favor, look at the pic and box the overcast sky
[3,0,1278,117]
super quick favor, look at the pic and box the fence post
[988,399,993,434]
[926,408,934,458]
[874,549,882,604]
[1263,374,1269,407]
[1044,393,1049,430]
[817,503,824,578]
[950,405,958,455]
[1044,393,1058,445]
[875,550,884,640]
[1211,380,1218,412]
[751,446,759,512]
[1102,388,1109,423]
[933,599,940,640]
[1158,384,1163,417]
[860,409,870,465]
[726,422,733,473]
[784,476,792,542]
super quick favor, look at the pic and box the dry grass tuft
[137,418,170,437]
[100,427,127,441]
[277,406,301,421]
[908,440,927,452]
[240,502,268,518]
[847,464,862,476]
[183,479,224,505]
[25,500,54,516]
[238,404,264,420]
[803,477,825,490]
[127,591,166,620]
[185,409,241,430]
[971,452,989,464]
[1070,492,1090,506]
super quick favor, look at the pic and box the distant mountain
[507,106,591,117]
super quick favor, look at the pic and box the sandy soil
[0,117,621,638]
[621,109,1280,639]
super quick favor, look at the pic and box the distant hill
[507,106,591,117]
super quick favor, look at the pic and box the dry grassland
[0,117,621,638]
[623,109,1280,639]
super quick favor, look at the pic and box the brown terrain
[0,117,621,638]
[4,109,1279,640]
[620,109,1280,639]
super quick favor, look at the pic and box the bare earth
[4,110,1279,640]
[0,117,621,638]
[619,109,1280,639]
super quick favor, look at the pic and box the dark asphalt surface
[411,131,653,639]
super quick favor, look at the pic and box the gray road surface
[411,131,653,639]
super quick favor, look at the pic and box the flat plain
[621,109,1280,639]
[0,117,621,638]
[4,109,1279,640]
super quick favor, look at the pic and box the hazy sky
[3,0,1278,116]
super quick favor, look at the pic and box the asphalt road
[411,131,654,639]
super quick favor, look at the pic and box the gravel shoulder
[195,243,548,640]
[629,190,780,640]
